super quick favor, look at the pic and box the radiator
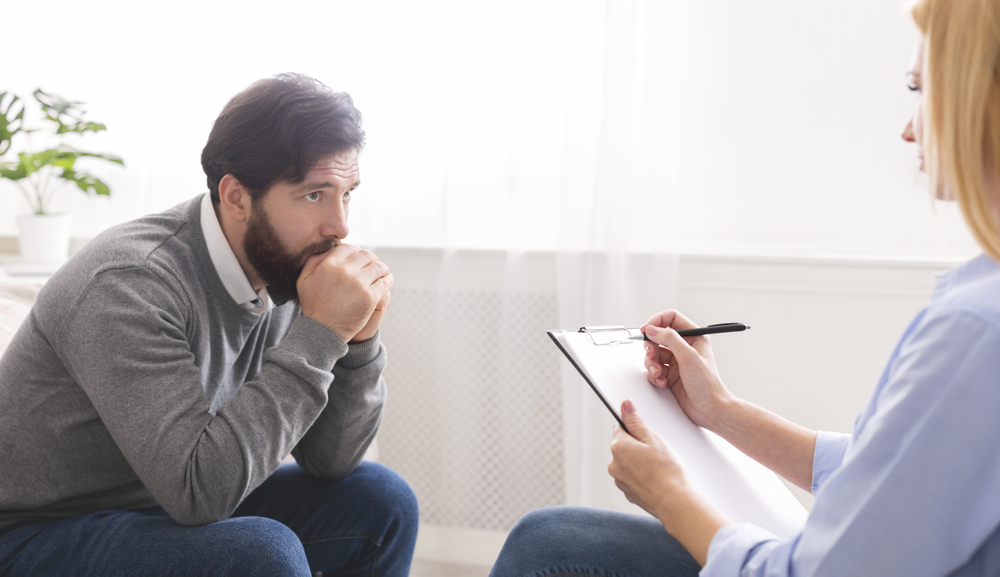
[377,287,565,531]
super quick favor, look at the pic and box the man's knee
[219,516,310,576]
[352,461,420,526]
[352,462,419,538]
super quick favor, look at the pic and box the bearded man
[0,74,418,576]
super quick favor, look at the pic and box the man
[0,73,418,576]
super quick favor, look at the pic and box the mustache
[295,238,339,264]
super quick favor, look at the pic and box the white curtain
[555,0,679,512]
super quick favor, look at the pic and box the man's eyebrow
[294,180,337,191]
[293,179,361,192]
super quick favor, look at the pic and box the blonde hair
[912,0,1000,261]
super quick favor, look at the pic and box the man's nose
[320,204,349,239]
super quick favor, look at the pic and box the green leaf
[34,88,84,118]
[33,89,109,135]
[70,150,124,166]
[0,162,28,180]
[56,121,107,135]
[18,150,62,176]
[59,169,111,196]
[0,91,24,156]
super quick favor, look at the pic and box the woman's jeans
[0,461,418,576]
[490,506,701,577]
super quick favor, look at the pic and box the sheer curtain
[556,0,678,512]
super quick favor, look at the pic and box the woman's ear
[217,174,252,223]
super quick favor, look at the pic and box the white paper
[552,330,807,537]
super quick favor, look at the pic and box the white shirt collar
[200,193,274,313]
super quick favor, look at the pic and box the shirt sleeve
[811,430,851,494]
[702,310,1000,576]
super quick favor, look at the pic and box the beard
[242,206,337,306]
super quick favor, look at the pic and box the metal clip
[579,325,640,346]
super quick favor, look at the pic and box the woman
[491,0,1000,574]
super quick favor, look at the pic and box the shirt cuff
[811,430,852,494]
[703,523,780,576]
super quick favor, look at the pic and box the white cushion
[0,281,41,355]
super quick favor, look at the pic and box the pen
[629,322,750,340]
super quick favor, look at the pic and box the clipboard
[549,326,808,537]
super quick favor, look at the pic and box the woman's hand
[641,309,735,432]
[609,399,690,518]
[642,310,819,493]
[609,400,730,566]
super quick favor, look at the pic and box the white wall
[0,0,981,260]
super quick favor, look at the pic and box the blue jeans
[0,461,418,576]
[490,506,701,577]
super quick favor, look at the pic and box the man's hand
[296,244,393,343]
[609,400,731,566]
[351,289,390,343]
[640,309,736,432]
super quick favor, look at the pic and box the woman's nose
[901,119,916,143]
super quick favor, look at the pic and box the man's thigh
[233,461,419,576]
[0,508,310,577]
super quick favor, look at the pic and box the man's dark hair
[201,73,365,203]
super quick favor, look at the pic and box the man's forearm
[292,336,387,479]
[710,397,817,493]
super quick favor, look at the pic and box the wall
[0,0,981,260]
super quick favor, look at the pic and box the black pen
[629,322,750,340]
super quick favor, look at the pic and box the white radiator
[377,286,565,531]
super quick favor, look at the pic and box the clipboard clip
[579,325,640,346]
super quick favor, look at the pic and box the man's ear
[218,174,252,223]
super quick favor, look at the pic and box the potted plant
[0,89,123,263]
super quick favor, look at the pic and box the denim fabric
[490,506,700,577]
[0,462,418,577]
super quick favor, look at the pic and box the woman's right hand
[641,310,736,431]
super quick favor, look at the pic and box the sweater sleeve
[56,267,344,526]
[291,331,386,479]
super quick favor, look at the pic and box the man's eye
[343,190,352,201]
[305,192,320,202]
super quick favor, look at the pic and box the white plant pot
[16,213,73,263]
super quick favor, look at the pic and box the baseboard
[414,523,507,567]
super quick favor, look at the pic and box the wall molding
[413,523,506,567]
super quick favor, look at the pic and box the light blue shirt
[704,254,1000,576]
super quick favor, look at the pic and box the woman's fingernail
[623,399,636,413]
[646,325,660,336]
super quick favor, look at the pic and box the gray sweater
[0,196,386,529]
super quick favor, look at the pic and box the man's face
[242,149,360,304]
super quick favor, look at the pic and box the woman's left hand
[609,399,690,519]
[609,399,732,566]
